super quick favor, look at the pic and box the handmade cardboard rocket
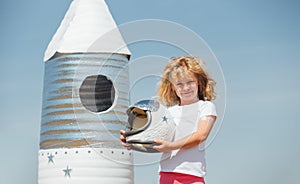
[39,0,133,183]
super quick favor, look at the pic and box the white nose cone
[44,0,130,61]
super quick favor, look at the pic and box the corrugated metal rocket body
[39,0,133,183]
[40,53,129,149]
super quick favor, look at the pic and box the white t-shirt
[159,100,217,177]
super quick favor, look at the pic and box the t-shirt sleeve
[198,101,217,118]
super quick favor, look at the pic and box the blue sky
[0,0,299,184]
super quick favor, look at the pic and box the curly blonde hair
[158,56,216,106]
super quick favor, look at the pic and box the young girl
[121,56,217,184]
[153,56,217,184]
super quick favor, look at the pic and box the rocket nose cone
[44,0,130,62]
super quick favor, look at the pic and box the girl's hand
[153,140,174,153]
[119,130,131,150]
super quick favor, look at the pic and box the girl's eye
[175,83,183,88]
[187,81,196,85]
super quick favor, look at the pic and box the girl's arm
[153,115,216,152]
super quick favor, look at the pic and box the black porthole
[79,75,115,113]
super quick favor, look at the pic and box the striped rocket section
[40,53,129,149]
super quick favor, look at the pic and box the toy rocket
[39,0,133,183]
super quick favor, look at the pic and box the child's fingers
[120,130,125,135]
[153,140,162,151]
[120,135,126,143]
[120,130,126,142]
[119,130,131,150]
[154,140,163,144]
[121,142,131,150]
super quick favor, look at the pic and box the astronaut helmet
[124,99,175,153]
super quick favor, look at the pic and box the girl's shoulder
[197,100,217,117]
[198,100,215,107]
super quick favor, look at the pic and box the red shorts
[159,172,205,184]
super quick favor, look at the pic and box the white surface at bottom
[39,148,134,184]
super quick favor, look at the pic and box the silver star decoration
[63,166,72,177]
[48,154,54,163]
[162,116,168,123]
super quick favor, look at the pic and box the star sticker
[162,116,168,123]
[48,154,54,163]
[63,166,72,178]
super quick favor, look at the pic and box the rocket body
[39,0,133,183]
[40,54,129,149]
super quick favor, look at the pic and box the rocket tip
[44,0,130,62]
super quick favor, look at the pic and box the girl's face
[172,73,199,106]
